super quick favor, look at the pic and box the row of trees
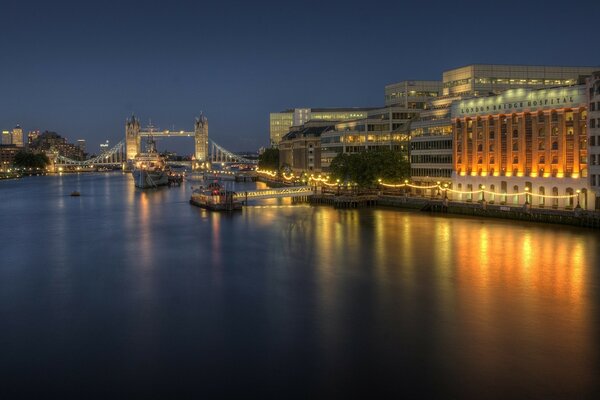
[13,150,50,170]
[258,147,410,187]
[328,149,410,187]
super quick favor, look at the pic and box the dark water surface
[1,173,599,398]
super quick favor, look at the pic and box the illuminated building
[278,121,335,173]
[269,108,375,147]
[76,139,86,155]
[587,71,600,210]
[384,80,442,108]
[11,125,23,147]
[320,106,415,171]
[0,145,20,171]
[2,130,11,145]
[27,130,40,147]
[29,131,85,161]
[99,140,110,153]
[452,85,593,210]
[411,64,598,186]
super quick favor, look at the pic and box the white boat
[131,137,169,188]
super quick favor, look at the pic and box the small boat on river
[190,181,242,211]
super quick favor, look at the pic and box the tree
[329,149,410,187]
[258,148,279,170]
[13,150,50,170]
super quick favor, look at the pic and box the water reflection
[0,174,598,398]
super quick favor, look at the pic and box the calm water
[1,173,599,398]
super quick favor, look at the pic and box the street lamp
[443,183,448,200]
[524,187,530,205]
[576,189,581,209]
[436,181,441,197]
[404,179,409,196]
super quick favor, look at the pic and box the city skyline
[1,0,599,153]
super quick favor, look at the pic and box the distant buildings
[28,130,40,147]
[29,131,85,161]
[76,139,86,155]
[1,130,11,145]
[0,145,20,171]
[11,125,23,147]
[100,140,110,153]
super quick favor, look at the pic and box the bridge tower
[194,114,209,162]
[125,115,140,160]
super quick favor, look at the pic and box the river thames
[1,173,599,398]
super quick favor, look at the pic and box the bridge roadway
[234,186,314,200]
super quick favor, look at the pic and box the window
[490,156,495,164]
[539,155,545,164]
[591,102,596,111]
[489,144,495,152]
[513,130,519,138]
[538,141,545,150]
[477,144,483,151]
[552,127,558,136]
[593,175,597,187]
[512,142,518,151]
[592,119,596,129]
[591,136,596,146]
[538,128,545,137]
[552,141,558,150]
[489,131,495,139]
[513,155,519,164]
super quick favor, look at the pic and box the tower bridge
[52,114,256,170]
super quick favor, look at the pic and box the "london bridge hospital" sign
[452,86,586,118]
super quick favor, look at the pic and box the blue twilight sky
[1,0,599,155]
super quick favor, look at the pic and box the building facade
[587,71,600,210]
[410,64,598,185]
[384,80,442,108]
[0,145,20,171]
[278,121,335,173]
[2,130,11,145]
[443,64,596,97]
[269,107,375,147]
[320,106,415,171]
[452,85,593,210]
[11,125,23,147]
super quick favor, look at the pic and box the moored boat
[131,137,169,188]
[190,181,242,211]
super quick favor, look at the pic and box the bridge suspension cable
[209,139,257,164]
[54,140,126,167]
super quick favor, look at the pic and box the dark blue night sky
[1,0,598,154]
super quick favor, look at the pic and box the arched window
[513,155,519,164]
[538,141,545,150]
[489,144,495,152]
[490,185,496,203]
[539,187,545,206]
[513,185,519,205]
[490,156,495,164]
[489,131,495,139]
[513,130,519,138]
[582,188,588,209]
[478,157,483,164]
[477,144,483,152]
[551,141,558,150]
[539,155,545,164]
[457,156,462,164]
[552,127,558,136]
[513,142,519,151]
[552,155,558,164]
